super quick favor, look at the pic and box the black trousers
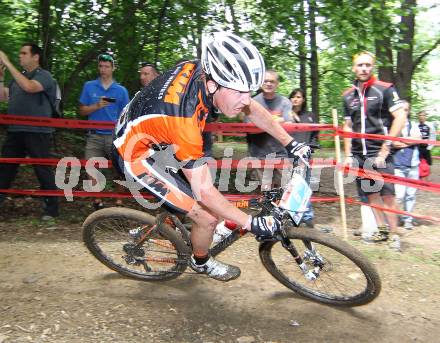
[0,132,59,216]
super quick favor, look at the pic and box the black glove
[285,140,311,162]
[250,215,281,237]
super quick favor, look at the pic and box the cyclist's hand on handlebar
[285,140,311,163]
[249,215,281,237]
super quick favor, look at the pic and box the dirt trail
[0,206,439,343]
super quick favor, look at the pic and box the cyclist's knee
[187,203,217,231]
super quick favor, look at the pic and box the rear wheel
[259,228,381,306]
[83,207,190,281]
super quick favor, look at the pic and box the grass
[351,239,440,267]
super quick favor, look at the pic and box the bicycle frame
[161,156,312,259]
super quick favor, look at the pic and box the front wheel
[259,227,381,306]
[83,207,190,281]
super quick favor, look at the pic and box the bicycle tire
[259,227,381,306]
[83,207,190,281]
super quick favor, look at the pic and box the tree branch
[412,37,440,73]
[321,69,351,79]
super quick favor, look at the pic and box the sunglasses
[98,54,114,63]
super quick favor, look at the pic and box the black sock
[193,254,210,265]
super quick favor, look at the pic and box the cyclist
[113,32,310,281]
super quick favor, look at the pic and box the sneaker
[190,256,241,282]
[403,221,414,230]
[362,231,389,244]
[378,225,390,239]
[389,235,401,252]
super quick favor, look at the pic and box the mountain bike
[82,157,381,307]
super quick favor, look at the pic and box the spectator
[393,101,421,230]
[139,62,159,88]
[342,51,406,251]
[288,88,317,228]
[244,70,292,189]
[0,43,59,220]
[417,110,436,181]
[79,53,129,210]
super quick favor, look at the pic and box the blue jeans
[302,201,314,221]
[394,166,419,223]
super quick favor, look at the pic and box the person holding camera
[79,53,129,210]
[0,43,59,220]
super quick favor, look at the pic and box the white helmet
[201,31,265,92]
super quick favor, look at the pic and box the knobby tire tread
[82,207,189,281]
[259,227,381,306]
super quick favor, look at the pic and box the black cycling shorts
[353,154,395,196]
[113,145,197,214]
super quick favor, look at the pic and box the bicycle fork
[279,232,321,281]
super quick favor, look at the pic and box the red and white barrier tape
[1,157,438,193]
[0,157,336,169]
[1,188,438,223]
[341,165,440,193]
[0,114,333,133]
[345,198,440,223]
[336,128,440,147]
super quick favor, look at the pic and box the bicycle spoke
[269,239,369,300]
[90,218,181,276]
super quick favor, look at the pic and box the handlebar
[308,143,321,150]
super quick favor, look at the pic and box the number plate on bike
[279,173,312,225]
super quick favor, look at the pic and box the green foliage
[0,0,437,124]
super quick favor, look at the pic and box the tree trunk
[299,0,307,93]
[395,0,416,99]
[308,0,319,119]
[39,0,52,70]
[226,0,240,33]
[372,2,394,83]
[117,1,143,95]
[154,0,170,65]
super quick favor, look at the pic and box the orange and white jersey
[114,60,213,164]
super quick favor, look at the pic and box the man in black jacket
[342,51,406,251]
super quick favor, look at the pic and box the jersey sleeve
[79,83,92,106]
[343,97,351,120]
[384,86,404,113]
[34,71,53,92]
